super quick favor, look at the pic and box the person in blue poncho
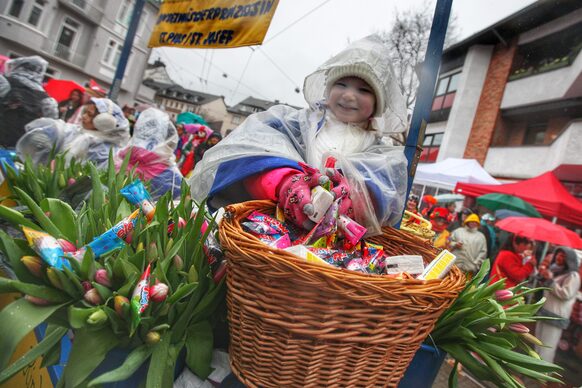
[188,35,408,234]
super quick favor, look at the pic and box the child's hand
[277,164,329,229]
[325,168,354,218]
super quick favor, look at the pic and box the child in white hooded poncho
[188,35,408,234]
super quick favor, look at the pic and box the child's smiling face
[327,76,376,127]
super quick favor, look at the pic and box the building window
[72,0,87,9]
[232,115,242,125]
[432,72,460,112]
[420,133,444,163]
[137,9,149,37]
[117,0,133,27]
[56,17,80,61]
[509,22,582,81]
[8,0,24,18]
[523,122,547,145]
[27,1,44,27]
[102,40,123,68]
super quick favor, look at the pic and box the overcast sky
[151,0,537,108]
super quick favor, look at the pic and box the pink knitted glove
[278,162,329,229]
[325,168,354,218]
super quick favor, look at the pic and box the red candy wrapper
[130,263,151,335]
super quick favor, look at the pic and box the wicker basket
[219,200,465,388]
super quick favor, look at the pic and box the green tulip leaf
[62,327,120,388]
[12,187,64,239]
[185,320,213,380]
[40,198,78,243]
[88,344,153,387]
[0,205,40,231]
[0,325,67,384]
[0,298,67,370]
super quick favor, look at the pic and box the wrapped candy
[130,264,151,334]
[68,209,140,261]
[120,180,156,221]
[22,227,70,269]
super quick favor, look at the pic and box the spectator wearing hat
[448,208,473,232]
[430,207,450,249]
[449,213,487,275]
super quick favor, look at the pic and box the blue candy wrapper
[120,180,156,221]
[22,226,70,269]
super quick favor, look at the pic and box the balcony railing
[41,39,87,68]
[57,0,104,24]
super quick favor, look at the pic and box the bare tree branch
[376,1,458,121]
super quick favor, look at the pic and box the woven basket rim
[221,200,464,291]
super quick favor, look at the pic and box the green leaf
[185,320,213,379]
[0,205,40,230]
[41,337,63,368]
[0,298,66,370]
[81,247,96,280]
[62,327,120,388]
[0,326,67,384]
[0,278,69,302]
[146,331,172,388]
[88,345,153,387]
[12,187,64,239]
[448,359,458,388]
[40,198,78,243]
[68,305,98,329]
[166,282,198,304]
[0,231,39,284]
[89,162,105,212]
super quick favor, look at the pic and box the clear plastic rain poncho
[16,98,129,167]
[0,56,58,148]
[189,35,408,234]
[15,118,78,165]
[116,108,182,199]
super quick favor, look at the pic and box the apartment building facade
[0,0,159,105]
[423,0,582,197]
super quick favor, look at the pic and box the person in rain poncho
[16,97,129,167]
[176,123,213,176]
[116,108,183,199]
[188,35,408,234]
[535,247,581,362]
[449,214,488,275]
[0,56,58,148]
[69,97,130,166]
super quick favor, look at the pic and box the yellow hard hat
[464,213,480,225]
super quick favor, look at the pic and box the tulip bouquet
[2,153,94,206]
[0,156,226,387]
[431,261,562,387]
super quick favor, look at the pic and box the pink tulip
[173,255,184,271]
[84,288,102,305]
[82,281,92,292]
[57,239,77,253]
[178,217,187,228]
[150,282,169,302]
[25,295,51,305]
[95,269,112,287]
[495,289,514,301]
[508,323,530,333]
[68,178,76,185]
[50,159,56,172]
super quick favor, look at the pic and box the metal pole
[108,0,146,102]
[397,0,453,227]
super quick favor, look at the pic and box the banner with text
[148,0,280,49]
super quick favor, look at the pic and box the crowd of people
[0,55,224,199]
[408,195,582,366]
